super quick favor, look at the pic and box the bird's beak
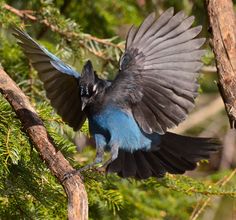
[81,102,86,111]
[81,99,87,111]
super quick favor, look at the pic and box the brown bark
[0,68,88,220]
[207,0,236,128]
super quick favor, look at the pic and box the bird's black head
[80,60,98,110]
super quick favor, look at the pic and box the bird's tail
[106,132,221,179]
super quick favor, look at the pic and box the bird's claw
[63,158,113,182]
[63,162,102,182]
[94,166,106,173]
[62,170,83,182]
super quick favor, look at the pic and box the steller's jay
[14,8,220,179]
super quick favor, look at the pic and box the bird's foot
[63,161,102,182]
[96,144,119,172]
[79,161,103,172]
[95,163,108,173]
[62,169,83,182]
[63,157,115,181]
[95,154,118,173]
[63,145,119,179]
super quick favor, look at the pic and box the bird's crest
[80,60,96,97]
[81,60,95,84]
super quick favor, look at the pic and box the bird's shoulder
[103,69,143,107]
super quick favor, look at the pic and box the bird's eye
[86,86,89,95]
[80,85,92,97]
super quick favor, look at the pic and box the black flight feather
[13,28,86,130]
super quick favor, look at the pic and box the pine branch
[162,174,236,197]
[3,3,124,61]
[190,168,236,220]
[0,67,88,220]
[207,0,236,128]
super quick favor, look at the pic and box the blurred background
[0,0,236,219]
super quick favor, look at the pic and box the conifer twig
[3,3,124,60]
[0,67,88,220]
[207,0,236,128]
[190,168,236,220]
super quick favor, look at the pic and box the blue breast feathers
[89,106,160,152]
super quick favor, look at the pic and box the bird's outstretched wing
[13,28,86,130]
[107,8,205,134]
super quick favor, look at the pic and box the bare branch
[201,65,217,74]
[207,0,236,128]
[3,3,124,60]
[4,3,36,21]
[0,67,88,220]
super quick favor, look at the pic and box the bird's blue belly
[89,106,159,152]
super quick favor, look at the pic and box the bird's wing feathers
[13,28,86,130]
[109,8,205,134]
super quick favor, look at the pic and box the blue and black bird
[14,8,220,179]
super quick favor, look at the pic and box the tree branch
[3,3,124,58]
[0,67,88,220]
[207,0,236,128]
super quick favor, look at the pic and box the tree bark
[207,0,236,128]
[0,68,88,220]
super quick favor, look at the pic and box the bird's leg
[63,148,104,181]
[97,142,119,172]
[79,147,104,172]
[78,133,107,172]
[63,134,106,181]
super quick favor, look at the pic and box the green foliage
[0,97,67,219]
[0,0,235,219]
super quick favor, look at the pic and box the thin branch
[166,180,236,197]
[201,65,217,73]
[0,67,88,220]
[207,0,236,128]
[4,3,36,21]
[190,168,236,220]
[3,3,124,52]
[83,34,123,49]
